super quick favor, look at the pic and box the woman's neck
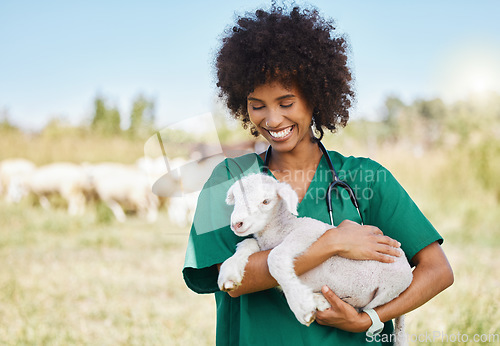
[268,138,322,173]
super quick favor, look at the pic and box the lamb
[11,162,92,215]
[0,158,36,202]
[217,173,412,345]
[86,163,159,223]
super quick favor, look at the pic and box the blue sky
[1,0,499,131]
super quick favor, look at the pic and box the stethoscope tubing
[263,140,364,226]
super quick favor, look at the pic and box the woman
[183,6,453,345]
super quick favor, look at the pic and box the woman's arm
[315,241,454,332]
[219,220,402,298]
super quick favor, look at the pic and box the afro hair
[215,5,355,140]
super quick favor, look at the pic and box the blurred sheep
[87,163,159,223]
[11,162,92,215]
[0,158,36,202]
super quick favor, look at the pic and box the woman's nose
[264,107,283,128]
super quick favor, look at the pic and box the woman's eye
[280,103,294,108]
[262,199,270,205]
[252,105,265,110]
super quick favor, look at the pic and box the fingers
[321,285,340,305]
[369,231,403,262]
[378,243,402,256]
[372,245,403,263]
[374,252,397,263]
[366,227,400,247]
[316,286,360,329]
[378,235,401,249]
[336,221,404,262]
[366,225,384,236]
[316,286,336,324]
[366,226,401,250]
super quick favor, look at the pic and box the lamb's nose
[233,221,243,230]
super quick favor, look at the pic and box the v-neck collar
[255,153,328,206]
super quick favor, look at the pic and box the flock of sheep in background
[0,156,201,227]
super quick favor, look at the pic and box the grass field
[0,128,499,345]
[0,202,216,345]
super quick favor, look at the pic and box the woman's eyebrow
[276,94,296,101]
[247,97,262,102]
[247,94,296,102]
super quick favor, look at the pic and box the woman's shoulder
[224,152,262,167]
[327,150,383,172]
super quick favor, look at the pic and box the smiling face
[247,82,314,153]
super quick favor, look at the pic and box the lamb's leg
[363,291,408,346]
[313,292,331,311]
[363,291,392,311]
[145,206,158,223]
[394,315,408,346]
[218,238,260,292]
[106,200,126,222]
[145,195,158,223]
[67,193,85,216]
[39,195,51,210]
[268,246,318,325]
[267,225,329,326]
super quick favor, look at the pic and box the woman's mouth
[267,125,294,141]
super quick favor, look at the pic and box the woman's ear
[276,182,298,215]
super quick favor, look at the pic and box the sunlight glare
[433,40,500,101]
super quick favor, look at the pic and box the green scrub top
[183,151,443,346]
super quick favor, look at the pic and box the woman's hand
[315,286,371,332]
[329,220,402,263]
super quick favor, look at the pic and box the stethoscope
[262,140,364,226]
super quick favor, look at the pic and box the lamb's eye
[262,199,270,205]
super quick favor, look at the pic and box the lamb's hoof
[222,281,239,292]
[313,293,331,312]
[303,311,316,326]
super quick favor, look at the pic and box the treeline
[379,92,499,149]
[377,92,500,200]
[0,93,156,140]
[1,92,498,194]
[90,93,155,138]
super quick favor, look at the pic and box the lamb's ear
[276,182,298,215]
[225,184,235,205]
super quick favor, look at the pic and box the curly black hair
[215,5,355,140]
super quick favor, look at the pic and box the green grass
[406,244,500,345]
[0,202,216,346]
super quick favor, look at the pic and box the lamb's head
[225,173,298,237]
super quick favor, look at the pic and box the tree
[128,94,155,138]
[0,108,18,133]
[91,95,122,135]
[413,98,447,146]
[381,96,405,141]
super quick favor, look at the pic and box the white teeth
[268,126,293,139]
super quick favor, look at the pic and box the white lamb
[218,173,412,345]
[11,162,92,215]
[86,163,159,223]
[0,158,36,202]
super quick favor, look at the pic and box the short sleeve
[183,155,261,293]
[366,164,443,263]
